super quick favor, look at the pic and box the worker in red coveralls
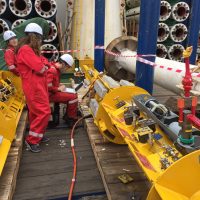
[46,54,78,127]
[3,30,20,76]
[16,23,51,153]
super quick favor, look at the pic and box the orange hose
[68,116,85,200]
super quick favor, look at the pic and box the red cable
[68,116,85,200]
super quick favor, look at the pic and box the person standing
[46,54,78,127]
[16,23,51,153]
[3,30,19,76]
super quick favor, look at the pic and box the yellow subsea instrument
[80,52,200,199]
[0,71,24,175]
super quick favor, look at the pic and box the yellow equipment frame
[0,71,24,175]
[80,62,200,200]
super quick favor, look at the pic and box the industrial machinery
[0,71,24,175]
[80,47,200,199]
[105,36,200,96]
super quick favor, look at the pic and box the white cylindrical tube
[71,0,123,59]
[126,7,140,17]
[105,0,123,47]
[116,49,198,94]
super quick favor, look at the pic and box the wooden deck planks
[13,127,105,200]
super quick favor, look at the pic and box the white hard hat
[60,54,74,67]
[25,23,43,36]
[3,30,16,41]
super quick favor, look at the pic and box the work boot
[77,110,82,117]
[41,136,50,143]
[25,141,41,153]
[53,103,60,125]
[47,121,58,128]
[64,117,78,128]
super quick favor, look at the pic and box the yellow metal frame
[0,71,25,175]
[80,64,200,200]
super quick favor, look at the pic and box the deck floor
[13,125,106,200]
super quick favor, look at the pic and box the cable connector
[71,138,74,147]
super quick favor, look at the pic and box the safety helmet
[3,30,17,41]
[24,23,43,36]
[60,54,74,67]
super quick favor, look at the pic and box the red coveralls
[16,45,51,144]
[4,46,20,76]
[46,64,78,119]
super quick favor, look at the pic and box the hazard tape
[136,56,200,78]
[1,45,199,77]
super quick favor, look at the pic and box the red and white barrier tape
[136,56,200,78]
[1,45,200,77]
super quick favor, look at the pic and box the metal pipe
[156,44,167,58]
[105,36,198,95]
[168,44,185,61]
[126,6,140,17]
[157,23,169,42]
[118,49,196,94]
[0,0,7,16]
[105,0,123,47]
[160,1,171,21]
[41,44,59,61]
[94,0,105,72]
[0,19,10,35]
[170,23,188,43]
[126,0,140,8]
[136,0,161,94]
[171,2,190,22]
[11,19,26,29]
[43,20,57,43]
[34,0,57,19]
[126,14,139,22]
[9,0,32,18]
